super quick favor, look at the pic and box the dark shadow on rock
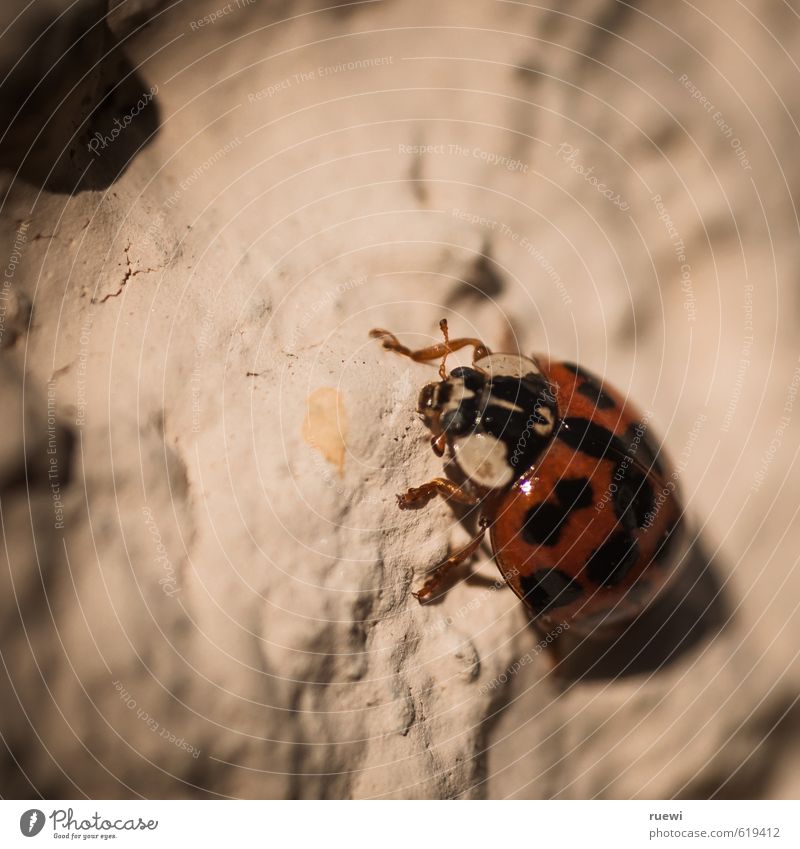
[79,46,161,191]
[548,532,733,681]
[446,245,506,307]
[0,0,160,194]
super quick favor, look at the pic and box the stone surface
[1,0,799,798]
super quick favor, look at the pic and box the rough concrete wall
[1,0,799,798]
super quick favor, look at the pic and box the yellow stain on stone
[302,387,347,476]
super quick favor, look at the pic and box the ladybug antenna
[438,318,450,379]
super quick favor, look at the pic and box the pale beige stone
[1,0,798,799]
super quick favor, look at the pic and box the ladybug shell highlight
[490,359,684,631]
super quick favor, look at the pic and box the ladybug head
[417,354,558,489]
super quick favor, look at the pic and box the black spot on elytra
[577,376,616,410]
[522,476,593,545]
[558,417,626,459]
[586,531,639,587]
[561,361,592,381]
[519,568,584,613]
[612,460,655,530]
[522,502,565,545]
[554,477,594,510]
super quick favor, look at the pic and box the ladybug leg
[397,477,480,509]
[430,433,447,456]
[370,324,490,378]
[413,517,489,603]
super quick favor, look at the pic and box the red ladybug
[371,321,685,635]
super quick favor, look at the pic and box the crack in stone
[92,242,163,304]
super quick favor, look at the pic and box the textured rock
[1,0,799,799]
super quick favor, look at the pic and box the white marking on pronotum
[440,377,477,413]
[485,396,525,414]
[475,353,541,379]
[455,431,513,489]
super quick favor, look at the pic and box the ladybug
[370,320,685,635]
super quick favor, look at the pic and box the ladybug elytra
[371,321,685,636]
